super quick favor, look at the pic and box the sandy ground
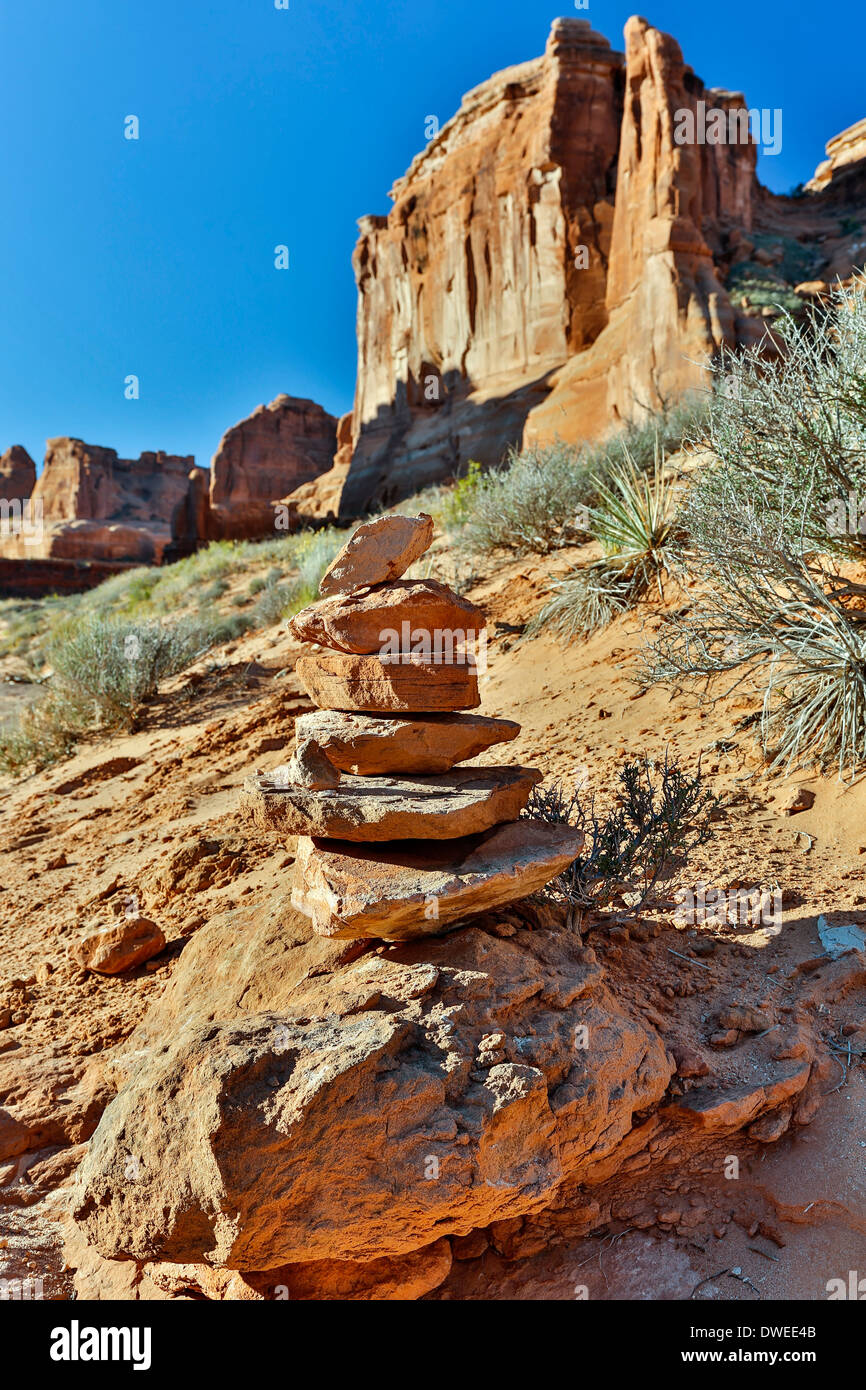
[1,545,864,1299]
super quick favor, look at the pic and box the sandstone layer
[295,652,481,712]
[294,709,520,774]
[240,765,541,842]
[289,578,484,655]
[292,820,586,939]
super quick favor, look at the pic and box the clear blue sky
[0,0,862,476]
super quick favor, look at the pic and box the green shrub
[526,754,718,925]
[647,273,866,776]
[445,399,707,559]
[48,615,214,730]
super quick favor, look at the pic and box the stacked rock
[240,513,583,941]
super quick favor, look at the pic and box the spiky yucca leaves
[530,447,678,637]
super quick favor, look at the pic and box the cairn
[240,513,583,940]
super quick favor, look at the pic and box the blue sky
[0,0,862,475]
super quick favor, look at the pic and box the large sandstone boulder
[71,905,672,1269]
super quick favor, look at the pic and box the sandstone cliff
[322,15,866,515]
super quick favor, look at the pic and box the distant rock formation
[0,397,338,592]
[208,395,337,538]
[807,117,866,195]
[0,445,36,503]
[297,15,866,517]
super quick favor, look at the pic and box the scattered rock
[817,915,866,960]
[282,737,341,789]
[716,1003,773,1033]
[748,1105,794,1143]
[69,919,165,976]
[783,787,815,816]
[669,1042,710,1078]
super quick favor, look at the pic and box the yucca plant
[646,273,866,777]
[530,446,678,637]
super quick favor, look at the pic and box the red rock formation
[33,437,195,528]
[0,445,36,502]
[341,19,623,513]
[807,117,866,195]
[527,17,756,441]
[326,15,866,515]
[0,438,203,575]
[209,394,337,538]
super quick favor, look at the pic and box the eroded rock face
[341,18,624,512]
[71,907,672,1269]
[0,438,202,569]
[0,445,36,502]
[34,438,197,530]
[321,16,866,515]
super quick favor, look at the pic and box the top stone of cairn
[319,513,434,597]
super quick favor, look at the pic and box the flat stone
[664,1062,810,1130]
[294,710,520,775]
[291,819,584,939]
[296,652,480,712]
[289,578,485,656]
[318,513,434,597]
[240,766,540,842]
